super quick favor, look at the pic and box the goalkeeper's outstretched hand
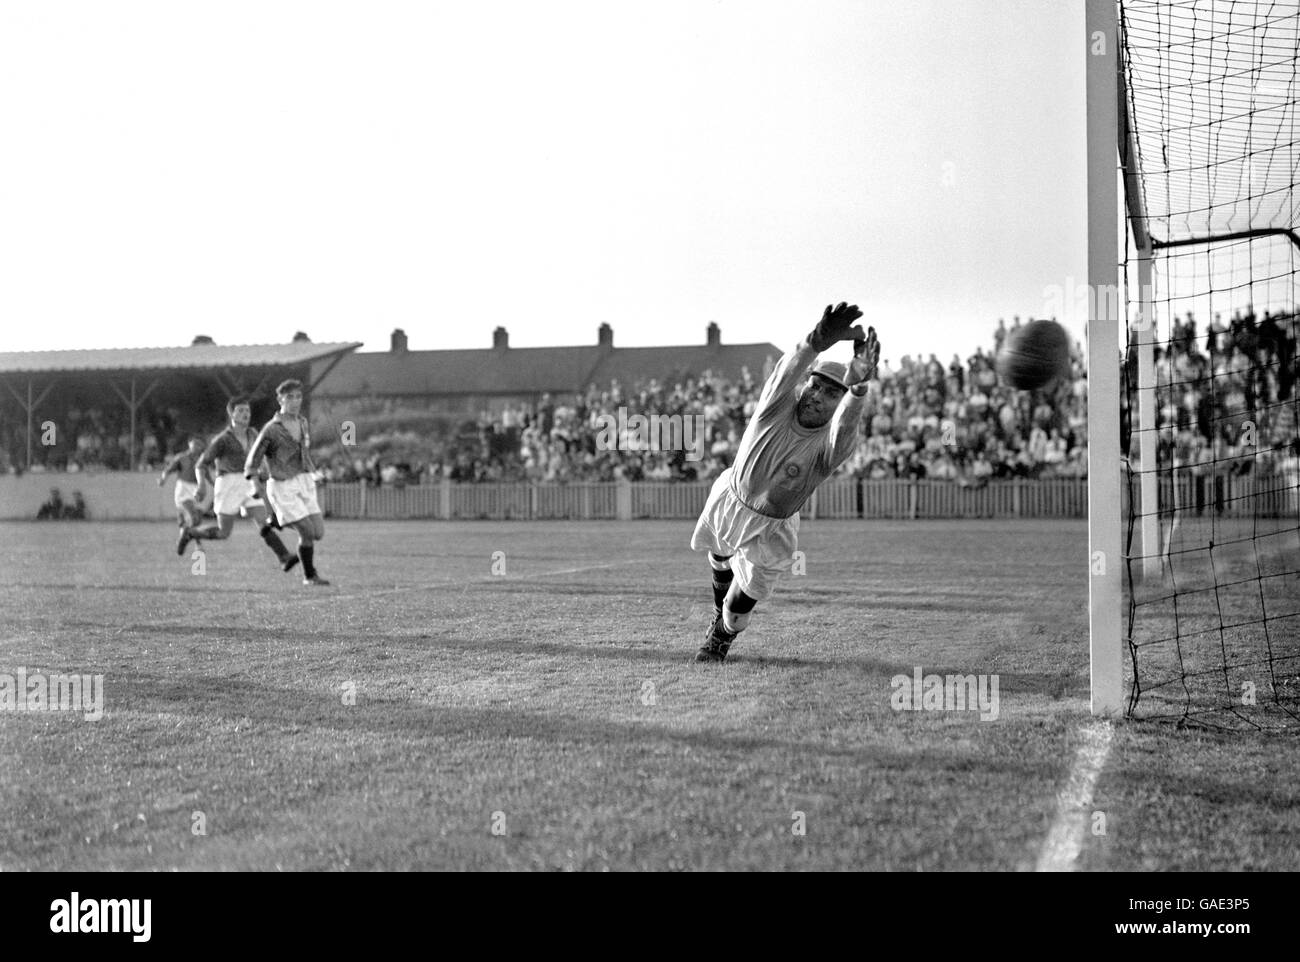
[808,302,866,353]
[846,326,880,393]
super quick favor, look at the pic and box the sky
[0,0,1089,366]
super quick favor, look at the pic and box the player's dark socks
[190,524,221,541]
[299,544,317,578]
[727,590,757,614]
[709,553,734,612]
[260,525,292,562]
[711,568,734,613]
[723,589,758,635]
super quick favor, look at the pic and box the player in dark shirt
[245,379,330,586]
[159,437,213,554]
[177,396,299,572]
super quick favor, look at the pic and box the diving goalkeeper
[690,301,880,662]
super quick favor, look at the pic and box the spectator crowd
[1127,307,1299,491]
[319,316,1097,485]
[4,312,1296,488]
[0,405,186,475]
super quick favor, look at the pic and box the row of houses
[314,322,779,415]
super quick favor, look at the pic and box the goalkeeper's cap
[809,360,849,392]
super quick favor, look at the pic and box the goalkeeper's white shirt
[728,339,867,520]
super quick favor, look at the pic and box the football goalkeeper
[690,301,880,662]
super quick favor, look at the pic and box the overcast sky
[1,0,1088,366]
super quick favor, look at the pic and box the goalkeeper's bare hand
[846,326,880,392]
[808,302,866,353]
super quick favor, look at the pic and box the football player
[177,395,300,572]
[158,436,213,555]
[245,379,330,586]
[690,302,880,662]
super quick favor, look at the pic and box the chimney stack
[493,326,509,350]
[391,328,408,353]
[706,322,721,347]
[597,322,613,349]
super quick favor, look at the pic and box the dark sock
[722,589,758,635]
[728,590,758,615]
[300,544,316,578]
[260,525,291,562]
[191,524,220,540]
[711,568,734,612]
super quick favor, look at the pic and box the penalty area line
[1034,719,1114,872]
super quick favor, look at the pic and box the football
[996,319,1071,390]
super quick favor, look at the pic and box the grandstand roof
[0,340,363,376]
[314,341,782,398]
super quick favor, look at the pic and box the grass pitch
[0,518,1297,871]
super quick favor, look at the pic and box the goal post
[1086,0,1124,716]
[1102,0,1299,730]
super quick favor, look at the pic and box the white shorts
[690,467,799,603]
[267,473,321,526]
[174,480,201,509]
[213,474,263,517]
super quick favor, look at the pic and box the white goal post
[1086,0,1299,721]
[1085,0,1125,716]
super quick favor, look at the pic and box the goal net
[1118,0,1300,730]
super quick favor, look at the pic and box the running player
[158,436,213,555]
[691,301,880,662]
[176,396,300,572]
[245,379,330,586]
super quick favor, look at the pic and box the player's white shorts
[213,473,263,517]
[174,480,200,509]
[266,473,321,526]
[690,467,799,603]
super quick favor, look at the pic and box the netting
[1119,0,1300,730]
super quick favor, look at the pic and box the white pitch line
[529,559,647,578]
[1035,719,1114,872]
